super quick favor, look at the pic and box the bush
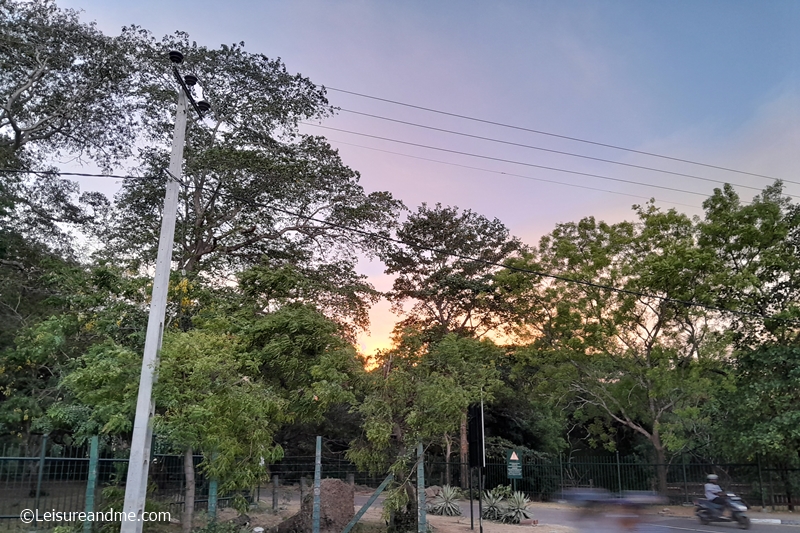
[481,490,504,521]
[501,491,532,524]
[427,485,462,516]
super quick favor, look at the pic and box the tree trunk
[652,432,668,496]
[182,447,195,533]
[460,412,468,489]
[389,481,418,533]
[444,433,452,487]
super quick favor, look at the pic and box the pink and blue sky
[58,0,800,353]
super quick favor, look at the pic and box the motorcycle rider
[704,474,726,516]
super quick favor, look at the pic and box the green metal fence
[2,437,798,530]
[0,437,242,531]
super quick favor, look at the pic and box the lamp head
[168,51,184,64]
[197,100,211,113]
[183,73,198,86]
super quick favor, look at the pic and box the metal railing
[2,437,798,530]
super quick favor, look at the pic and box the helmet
[707,474,718,482]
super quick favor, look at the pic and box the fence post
[312,436,321,533]
[272,474,279,511]
[616,452,623,494]
[34,434,48,512]
[300,476,306,502]
[682,455,689,504]
[757,455,766,510]
[417,442,426,533]
[208,478,218,520]
[84,436,99,533]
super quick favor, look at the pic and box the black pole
[478,468,484,533]
[469,466,474,530]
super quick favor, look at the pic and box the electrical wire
[6,167,795,324]
[326,87,785,183]
[338,108,799,189]
[301,122,792,200]
[327,138,702,210]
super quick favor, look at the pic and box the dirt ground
[226,486,577,533]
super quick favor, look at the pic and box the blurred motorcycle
[695,492,750,529]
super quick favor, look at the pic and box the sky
[57,0,800,353]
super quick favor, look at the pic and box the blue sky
[58,0,800,351]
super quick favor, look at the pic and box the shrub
[501,491,532,524]
[481,490,504,521]
[427,485,462,516]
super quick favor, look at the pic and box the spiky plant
[481,490,504,521]
[501,491,532,524]
[427,485,462,516]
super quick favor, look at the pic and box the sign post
[506,449,523,492]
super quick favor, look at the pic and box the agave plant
[501,491,532,524]
[481,490,504,521]
[427,485,462,516]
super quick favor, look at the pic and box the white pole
[121,87,188,533]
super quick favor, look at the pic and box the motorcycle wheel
[737,515,751,530]
[697,514,710,526]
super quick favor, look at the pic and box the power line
[0,168,158,180]
[338,108,800,189]
[326,86,784,183]
[7,167,794,324]
[327,138,702,210]
[301,122,793,200]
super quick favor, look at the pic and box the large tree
[0,0,137,165]
[503,204,728,494]
[381,203,522,340]
[348,330,501,531]
[102,32,401,337]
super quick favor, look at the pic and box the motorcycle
[695,492,751,529]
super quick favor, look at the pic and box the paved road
[353,496,799,533]
[460,501,798,532]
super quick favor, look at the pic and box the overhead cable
[7,167,795,324]
[338,108,799,189]
[327,138,702,210]
[301,123,792,199]
[326,86,784,183]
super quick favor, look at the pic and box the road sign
[506,449,523,479]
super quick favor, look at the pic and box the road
[353,495,799,533]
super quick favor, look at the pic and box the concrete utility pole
[121,57,189,533]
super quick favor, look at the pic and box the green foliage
[192,522,247,533]
[0,0,139,164]
[717,345,800,465]
[481,491,504,521]
[489,484,513,500]
[500,491,532,524]
[154,329,286,493]
[348,333,501,476]
[427,485,461,516]
[381,203,522,340]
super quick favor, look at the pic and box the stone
[269,478,355,533]
[425,485,442,499]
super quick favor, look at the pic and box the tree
[103,32,402,335]
[155,330,287,532]
[347,331,501,531]
[381,203,522,341]
[718,344,800,510]
[697,182,800,346]
[0,0,137,166]
[503,204,728,494]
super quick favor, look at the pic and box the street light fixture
[121,51,209,533]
